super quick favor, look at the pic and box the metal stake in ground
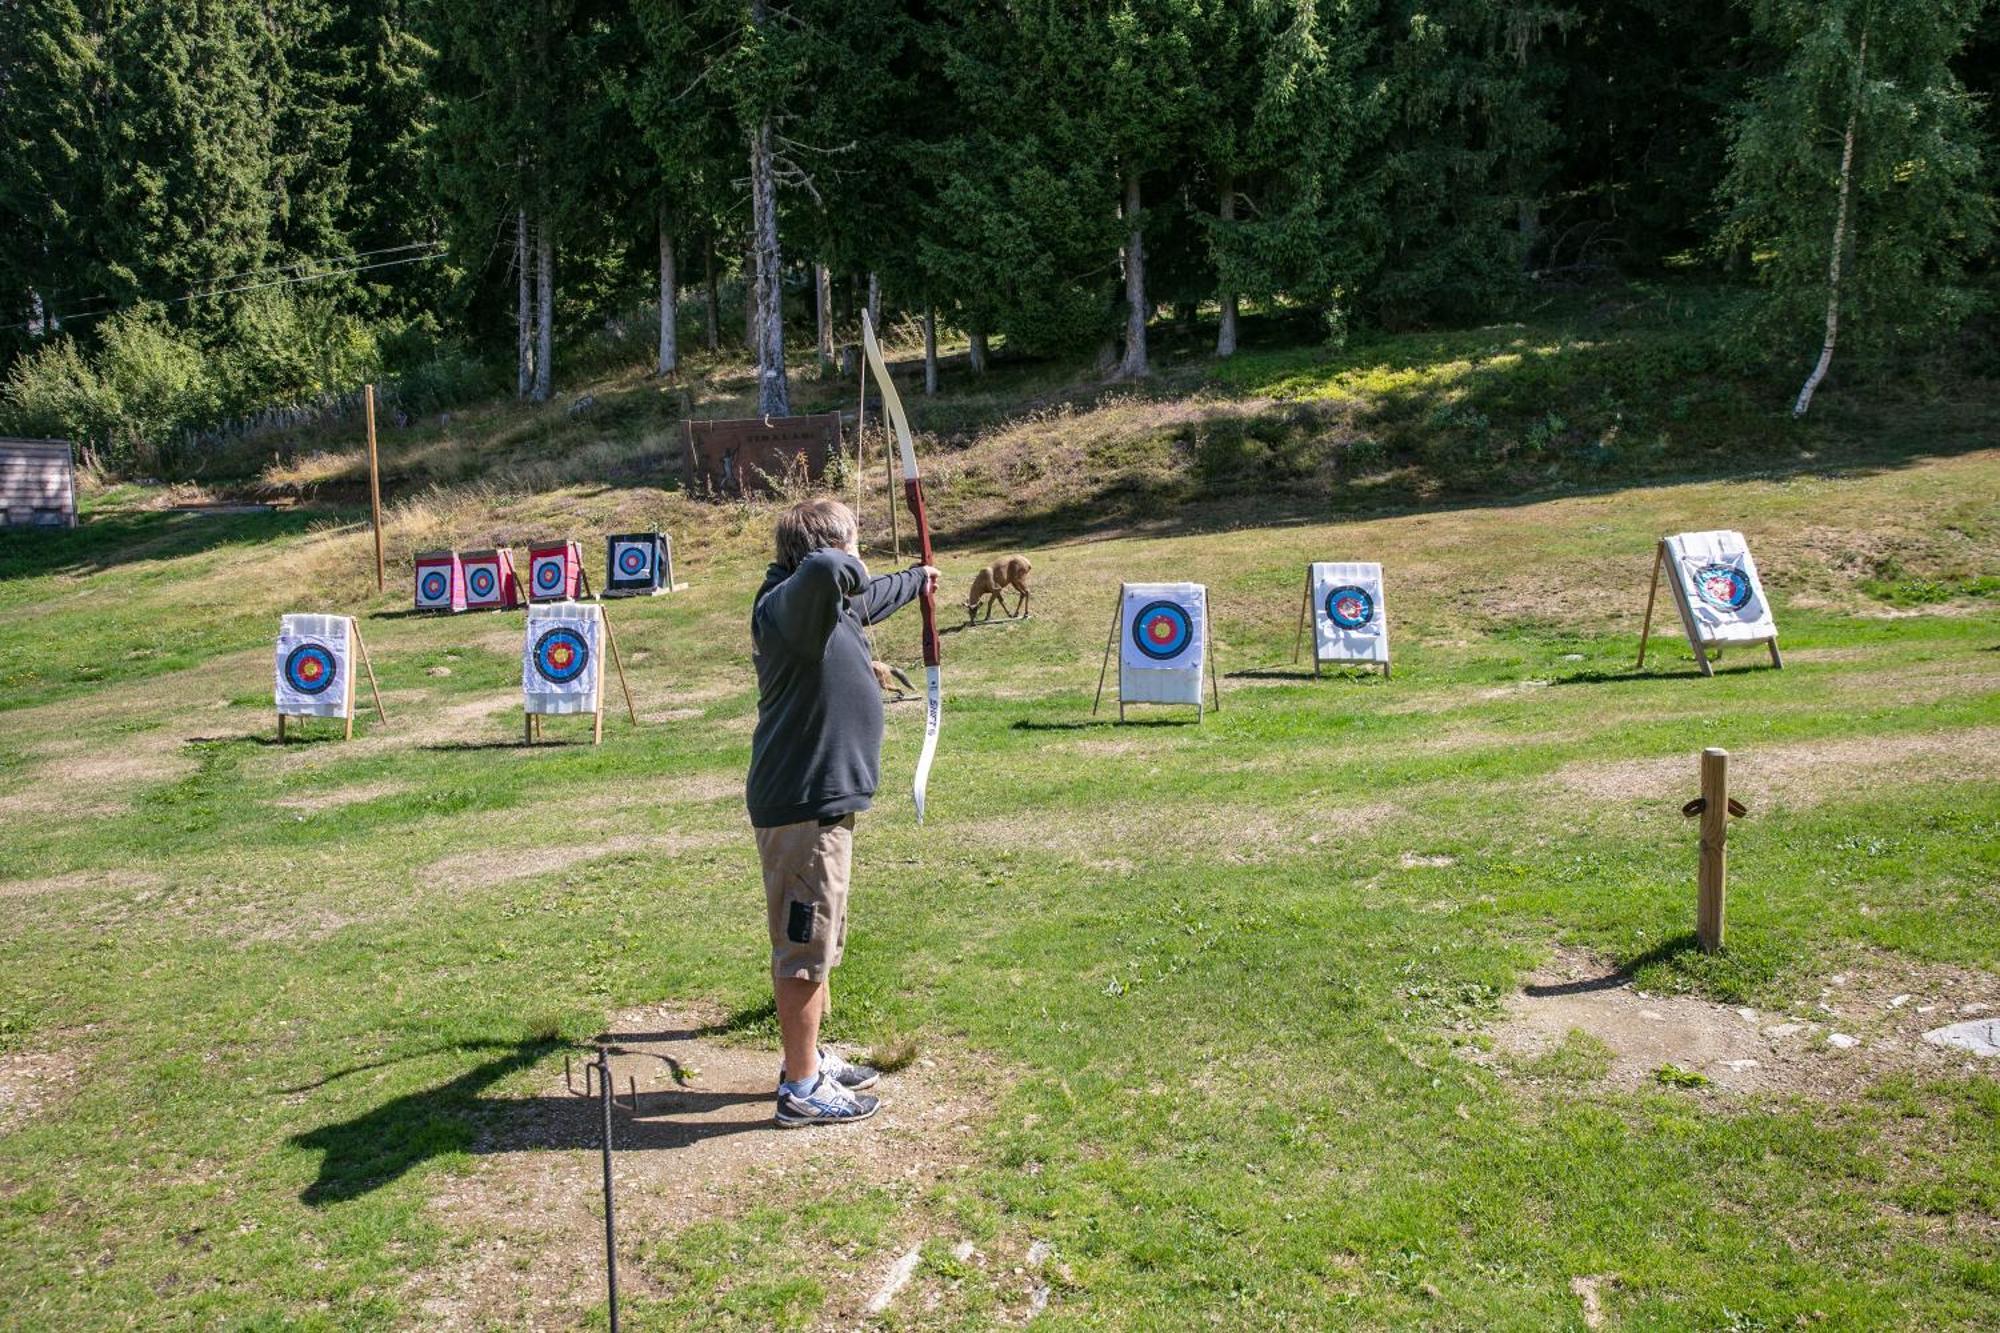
[594,1046,621,1333]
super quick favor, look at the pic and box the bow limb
[861,312,942,823]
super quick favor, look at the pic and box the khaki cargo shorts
[756,814,854,982]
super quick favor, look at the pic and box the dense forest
[2,0,1994,472]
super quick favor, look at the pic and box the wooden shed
[0,439,79,528]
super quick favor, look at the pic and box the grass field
[2,320,1997,1329]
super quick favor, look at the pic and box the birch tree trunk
[1117,168,1149,379]
[657,219,678,376]
[1794,31,1867,420]
[704,237,719,353]
[923,305,938,396]
[534,219,553,402]
[1215,176,1238,358]
[749,114,789,416]
[516,209,533,398]
[815,264,833,367]
[743,240,757,353]
[968,330,989,373]
[867,272,881,331]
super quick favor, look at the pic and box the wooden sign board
[682,414,841,498]
[1,438,79,528]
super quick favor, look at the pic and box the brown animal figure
[965,555,1033,623]
[871,660,916,699]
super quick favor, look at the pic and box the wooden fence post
[1697,747,1729,952]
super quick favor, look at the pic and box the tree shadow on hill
[292,1037,773,1206]
[0,508,318,583]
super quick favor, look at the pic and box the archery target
[1118,582,1207,706]
[522,603,602,714]
[528,540,581,602]
[615,541,651,579]
[1666,531,1775,646]
[1310,562,1390,665]
[462,549,515,609]
[274,614,355,719]
[413,551,463,612]
[1131,600,1195,662]
[606,532,672,595]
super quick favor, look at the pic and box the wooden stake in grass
[1683,747,1747,953]
[365,385,384,593]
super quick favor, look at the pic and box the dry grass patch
[1545,727,2000,808]
[410,1001,995,1330]
[0,1047,84,1135]
[1475,946,2000,1101]
[272,779,413,813]
[422,832,733,892]
[0,868,163,901]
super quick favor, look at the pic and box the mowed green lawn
[1,448,1996,1330]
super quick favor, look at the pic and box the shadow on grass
[183,731,341,748]
[1526,932,1706,999]
[292,1037,775,1205]
[1225,666,1324,681]
[1010,716,1195,732]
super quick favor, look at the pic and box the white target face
[1310,562,1389,664]
[463,557,504,606]
[274,614,354,718]
[522,605,603,714]
[1117,582,1207,706]
[612,540,653,582]
[1665,531,1776,646]
[414,562,453,608]
[530,553,568,599]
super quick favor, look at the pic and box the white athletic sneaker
[779,1046,881,1091]
[774,1072,880,1128]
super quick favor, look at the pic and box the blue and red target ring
[1131,600,1195,661]
[468,567,497,598]
[284,643,338,695]
[1693,563,1751,611]
[617,545,649,576]
[1325,585,1375,631]
[419,569,448,601]
[533,627,591,684]
[534,560,563,593]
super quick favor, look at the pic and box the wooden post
[1697,747,1729,953]
[1091,589,1122,716]
[599,608,638,725]
[1292,574,1310,667]
[1635,541,1664,669]
[365,385,385,593]
[277,714,287,743]
[351,618,388,725]
[1205,600,1221,715]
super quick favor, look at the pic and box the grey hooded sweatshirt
[745,549,925,828]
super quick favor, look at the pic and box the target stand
[522,601,638,745]
[413,551,466,613]
[603,532,681,597]
[1093,582,1220,722]
[1637,531,1783,677]
[462,547,522,611]
[1293,561,1391,678]
[528,539,585,603]
[274,613,387,741]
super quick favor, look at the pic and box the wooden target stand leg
[1292,575,1322,679]
[1635,541,1665,670]
[1203,600,1220,719]
[1091,588,1122,718]
[579,568,639,725]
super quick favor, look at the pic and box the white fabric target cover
[274,613,354,718]
[1310,561,1389,665]
[1666,530,1776,645]
[522,602,603,715]
[1120,582,1206,705]
[610,537,654,581]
